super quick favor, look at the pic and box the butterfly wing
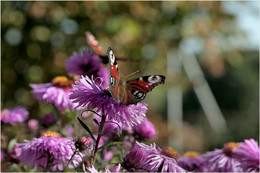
[126,75,166,104]
[87,32,133,64]
[108,48,119,81]
[86,32,104,55]
[107,48,123,103]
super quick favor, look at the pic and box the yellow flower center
[161,146,180,161]
[183,151,200,158]
[41,131,61,138]
[223,142,238,157]
[51,76,74,89]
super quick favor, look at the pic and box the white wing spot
[148,75,161,84]
[109,51,115,63]
[134,91,139,95]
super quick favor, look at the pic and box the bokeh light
[4,28,22,46]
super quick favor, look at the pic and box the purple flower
[16,131,82,171]
[41,113,56,127]
[203,142,243,172]
[233,139,260,172]
[122,144,148,172]
[70,76,148,129]
[104,151,113,161]
[66,51,109,88]
[137,142,186,172]
[87,164,121,173]
[28,119,39,133]
[9,145,21,163]
[1,149,5,162]
[1,107,28,125]
[64,124,75,137]
[177,151,205,172]
[134,118,156,140]
[30,76,77,111]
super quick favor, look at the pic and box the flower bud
[75,136,91,152]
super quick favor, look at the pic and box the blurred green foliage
[1,1,259,151]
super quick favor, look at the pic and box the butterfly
[108,47,166,105]
[86,32,132,64]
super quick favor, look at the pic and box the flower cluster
[121,139,260,172]
[2,32,259,173]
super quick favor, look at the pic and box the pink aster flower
[177,151,205,172]
[122,144,148,172]
[87,164,121,173]
[1,107,28,125]
[137,142,186,172]
[30,76,77,111]
[104,151,113,161]
[28,119,39,133]
[134,117,156,140]
[70,75,148,129]
[203,142,243,172]
[233,138,260,172]
[16,131,82,171]
[66,51,109,88]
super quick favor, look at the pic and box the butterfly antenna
[125,70,140,79]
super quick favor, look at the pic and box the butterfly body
[108,48,166,105]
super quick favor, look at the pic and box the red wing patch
[127,75,166,93]
[108,48,119,80]
[86,32,104,55]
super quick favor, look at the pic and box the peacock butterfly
[108,48,166,105]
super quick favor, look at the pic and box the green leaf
[98,141,124,151]
[7,138,17,152]
[82,162,86,172]
[90,150,94,165]
[77,117,96,144]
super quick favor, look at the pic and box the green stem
[92,115,106,164]
[53,104,62,133]
[64,150,77,171]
